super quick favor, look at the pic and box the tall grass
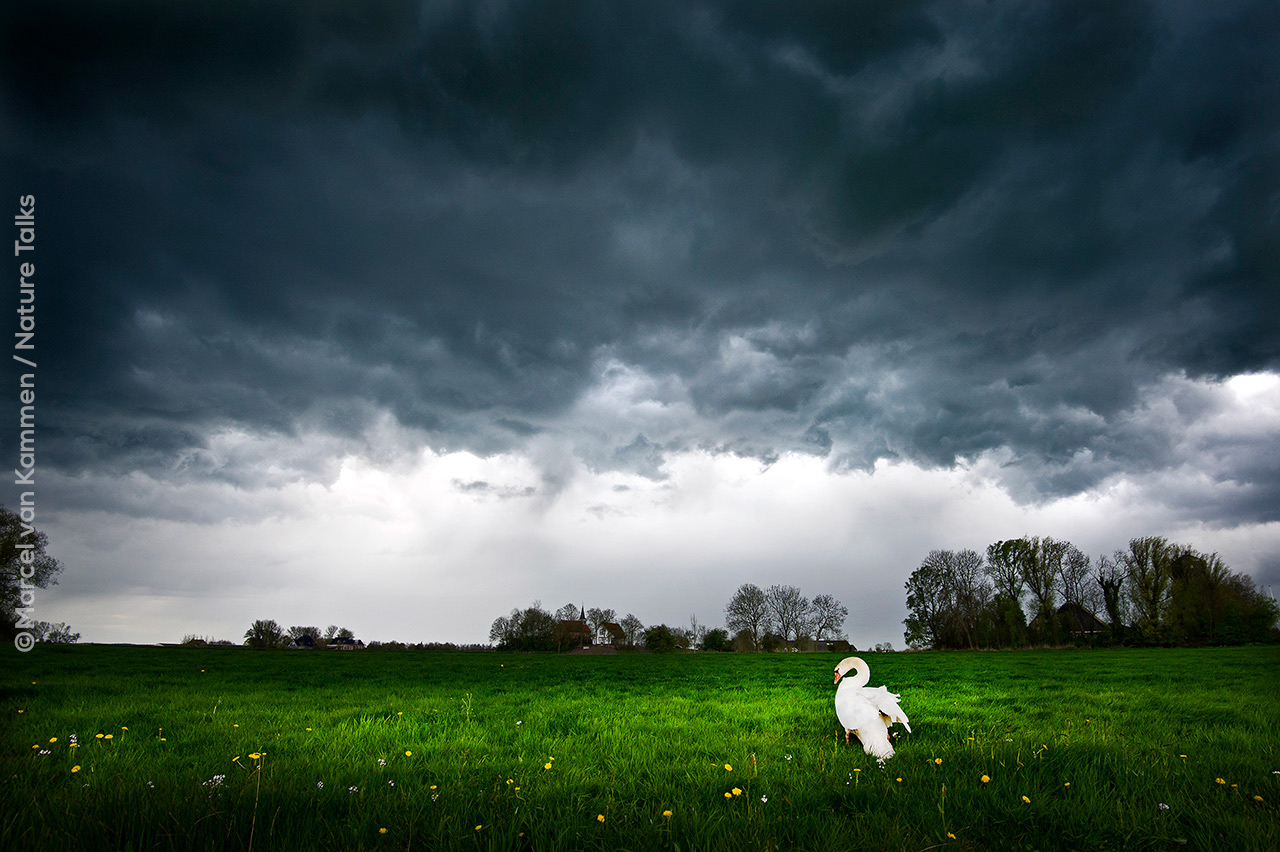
[2,645,1277,850]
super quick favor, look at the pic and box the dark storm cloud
[2,0,1277,521]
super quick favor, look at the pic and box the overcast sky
[3,0,1278,649]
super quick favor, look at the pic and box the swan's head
[833,656,868,685]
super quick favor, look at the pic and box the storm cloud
[3,0,1277,643]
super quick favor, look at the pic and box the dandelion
[853,768,861,773]
[732,787,742,796]
[430,785,437,790]
[405,751,412,757]
[95,734,103,739]
[379,828,387,834]
[306,728,312,732]
[724,792,732,799]
[475,825,482,831]
[1064,782,1071,787]
[249,753,261,760]
[981,775,990,783]
[233,756,242,762]
[544,762,552,770]
[948,833,956,840]
[724,764,732,771]
[71,765,81,773]
[1216,778,1226,785]
[121,727,128,732]
[49,737,57,743]
[597,814,605,823]
[233,724,238,728]
[663,809,673,817]
[1254,795,1264,803]
[1022,795,1031,804]
[1179,755,1186,759]
[896,777,902,783]
[934,758,942,765]
[104,734,113,740]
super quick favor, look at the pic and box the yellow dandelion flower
[896,777,903,783]
[430,785,437,790]
[1254,795,1264,803]
[1179,755,1186,759]
[934,758,942,765]
[732,787,742,796]
[948,833,956,840]
[397,712,403,716]
[1022,795,1031,804]
[506,779,513,785]
[249,753,261,760]
[405,751,412,757]
[95,734,103,739]
[544,762,552,770]
[597,814,605,823]
[853,768,861,772]
[104,734,113,740]
[475,825,482,831]
[1064,782,1071,787]
[981,775,990,783]
[49,737,57,743]
[1216,778,1226,785]
[160,738,167,742]
[724,763,732,771]
[71,765,81,773]
[121,727,128,731]
[379,827,387,834]
[662,810,672,817]
[514,787,520,792]
[724,792,732,799]
[233,755,241,762]
[306,727,312,732]
[17,709,23,713]
[31,744,38,749]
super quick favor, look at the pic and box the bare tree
[554,603,580,622]
[724,583,771,650]
[619,613,644,646]
[1021,537,1065,639]
[765,584,809,644]
[688,614,707,648]
[808,594,849,641]
[1057,545,1094,611]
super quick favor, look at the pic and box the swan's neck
[847,659,871,688]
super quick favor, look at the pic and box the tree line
[489,585,850,653]
[903,535,1278,649]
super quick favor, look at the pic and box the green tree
[244,619,285,649]
[1119,536,1176,644]
[701,627,730,651]
[642,624,678,653]
[0,505,63,639]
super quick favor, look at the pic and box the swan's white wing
[864,685,912,733]
[835,681,895,759]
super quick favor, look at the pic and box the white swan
[833,656,911,759]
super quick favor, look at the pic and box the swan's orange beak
[833,670,842,685]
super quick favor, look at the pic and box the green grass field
[2,645,1278,851]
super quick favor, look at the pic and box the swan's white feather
[833,657,911,759]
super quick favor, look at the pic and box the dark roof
[558,620,591,633]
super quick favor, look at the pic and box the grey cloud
[2,0,1277,526]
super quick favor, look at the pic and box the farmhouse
[327,638,366,650]
[1029,603,1110,639]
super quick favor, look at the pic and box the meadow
[2,645,1278,851]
